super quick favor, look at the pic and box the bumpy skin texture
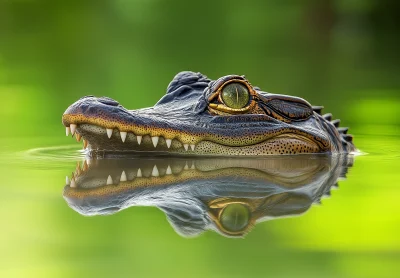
[62,71,356,155]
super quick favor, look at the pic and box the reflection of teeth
[137,136,142,145]
[70,178,76,188]
[190,163,195,170]
[120,171,127,182]
[106,129,113,138]
[107,175,113,185]
[152,165,159,177]
[137,168,142,177]
[165,139,172,148]
[166,165,172,175]
[66,176,70,185]
[183,144,189,151]
[70,124,77,135]
[76,162,82,175]
[190,144,195,151]
[120,132,127,143]
[184,162,189,170]
[151,136,159,148]
[66,127,70,136]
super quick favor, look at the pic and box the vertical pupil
[221,83,250,109]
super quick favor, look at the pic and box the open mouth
[63,119,323,156]
[65,122,198,153]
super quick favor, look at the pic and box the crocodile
[62,71,356,156]
[64,155,353,237]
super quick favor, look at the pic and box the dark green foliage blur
[0,1,399,278]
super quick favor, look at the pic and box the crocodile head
[62,71,356,156]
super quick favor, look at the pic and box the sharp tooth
[190,144,195,151]
[151,136,159,148]
[107,175,113,185]
[183,144,189,151]
[137,168,142,177]
[66,127,70,136]
[166,165,172,175]
[75,133,82,142]
[152,165,159,177]
[184,162,189,170]
[76,162,81,175]
[165,139,172,148]
[83,160,89,171]
[70,124,77,135]
[83,139,88,149]
[120,171,127,182]
[106,128,113,138]
[66,176,70,185]
[137,135,142,145]
[120,131,127,142]
[70,178,76,188]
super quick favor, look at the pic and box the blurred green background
[0,0,399,277]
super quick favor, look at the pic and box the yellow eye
[221,83,250,109]
[220,203,250,232]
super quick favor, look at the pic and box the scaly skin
[62,72,356,156]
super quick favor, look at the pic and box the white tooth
[137,135,142,145]
[120,132,127,143]
[106,128,113,138]
[190,144,195,151]
[66,176,70,185]
[166,165,172,175]
[165,139,172,148]
[184,162,189,170]
[183,144,189,151]
[120,171,127,182]
[152,165,159,177]
[70,124,77,135]
[151,136,159,148]
[70,179,76,188]
[66,127,70,136]
[107,175,113,185]
[137,168,142,177]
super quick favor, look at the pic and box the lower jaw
[74,125,322,156]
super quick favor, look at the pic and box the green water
[1,1,400,277]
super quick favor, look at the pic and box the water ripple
[14,145,86,169]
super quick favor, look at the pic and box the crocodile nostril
[98,97,120,106]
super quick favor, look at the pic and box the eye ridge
[221,82,250,109]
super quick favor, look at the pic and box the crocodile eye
[221,83,250,109]
[220,203,250,232]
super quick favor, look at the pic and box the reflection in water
[63,155,354,238]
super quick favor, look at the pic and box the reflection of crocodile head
[62,72,356,156]
[63,155,354,238]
